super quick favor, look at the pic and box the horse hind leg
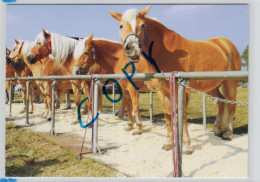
[207,88,225,136]
[221,80,239,140]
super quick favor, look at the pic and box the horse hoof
[183,144,194,155]
[29,111,33,114]
[47,117,51,121]
[132,130,142,135]
[124,126,134,131]
[19,110,26,114]
[223,130,233,140]
[71,120,79,125]
[162,144,172,151]
[214,126,222,136]
[66,106,71,110]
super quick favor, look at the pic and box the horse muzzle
[73,65,82,75]
[27,54,36,64]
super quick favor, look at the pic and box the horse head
[6,46,12,65]
[109,5,151,63]
[73,34,96,75]
[8,40,25,65]
[27,28,52,64]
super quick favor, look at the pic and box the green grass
[100,88,248,134]
[5,122,118,177]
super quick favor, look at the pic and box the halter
[123,27,150,48]
[30,38,52,57]
[8,42,24,60]
[74,47,96,74]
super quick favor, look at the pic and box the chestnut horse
[73,34,160,135]
[109,6,241,152]
[26,29,93,122]
[5,47,16,104]
[9,40,71,120]
[8,42,37,114]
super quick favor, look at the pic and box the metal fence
[6,71,248,177]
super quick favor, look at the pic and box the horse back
[206,37,241,71]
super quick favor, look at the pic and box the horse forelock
[22,41,34,56]
[73,37,88,60]
[122,9,139,32]
[50,33,78,64]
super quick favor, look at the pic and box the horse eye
[141,23,146,29]
[119,24,123,29]
[84,51,88,55]
[37,42,41,45]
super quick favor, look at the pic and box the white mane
[35,31,78,64]
[21,41,35,56]
[73,37,120,60]
[73,37,88,60]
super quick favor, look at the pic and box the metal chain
[177,78,248,105]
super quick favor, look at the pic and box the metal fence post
[178,81,185,177]
[203,95,207,131]
[25,80,30,125]
[9,81,13,117]
[93,80,99,153]
[50,80,56,135]
[112,84,115,116]
[150,92,153,122]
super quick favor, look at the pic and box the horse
[108,5,241,152]
[26,29,94,122]
[9,39,71,119]
[5,47,16,104]
[7,42,38,114]
[73,34,160,135]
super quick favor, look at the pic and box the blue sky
[6,4,248,55]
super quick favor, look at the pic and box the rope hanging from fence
[78,74,95,159]
[170,72,180,177]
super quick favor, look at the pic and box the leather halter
[31,38,51,57]
[8,42,24,60]
[123,27,150,48]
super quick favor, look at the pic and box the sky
[6,4,248,55]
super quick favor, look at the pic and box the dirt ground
[5,103,248,177]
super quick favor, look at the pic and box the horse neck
[94,40,125,74]
[143,17,186,72]
[21,53,42,76]
[62,54,75,75]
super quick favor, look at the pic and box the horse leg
[82,81,90,115]
[207,88,225,136]
[19,85,26,114]
[55,89,61,109]
[128,88,142,135]
[221,80,239,140]
[66,89,72,109]
[71,83,81,124]
[116,94,126,120]
[98,86,103,113]
[123,89,135,131]
[6,81,10,104]
[158,88,193,154]
[44,82,52,121]
[29,86,34,114]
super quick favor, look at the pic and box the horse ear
[86,34,93,45]
[139,5,151,16]
[42,28,50,40]
[15,39,20,45]
[108,10,122,21]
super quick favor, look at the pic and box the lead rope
[170,72,180,177]
[78,75,95,159]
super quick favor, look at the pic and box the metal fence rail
[6,71,248,177]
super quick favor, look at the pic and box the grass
[5,122,119,177]
[100,87,248,133]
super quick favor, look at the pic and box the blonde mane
[21,41,35,56]
[35,32,78,64]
